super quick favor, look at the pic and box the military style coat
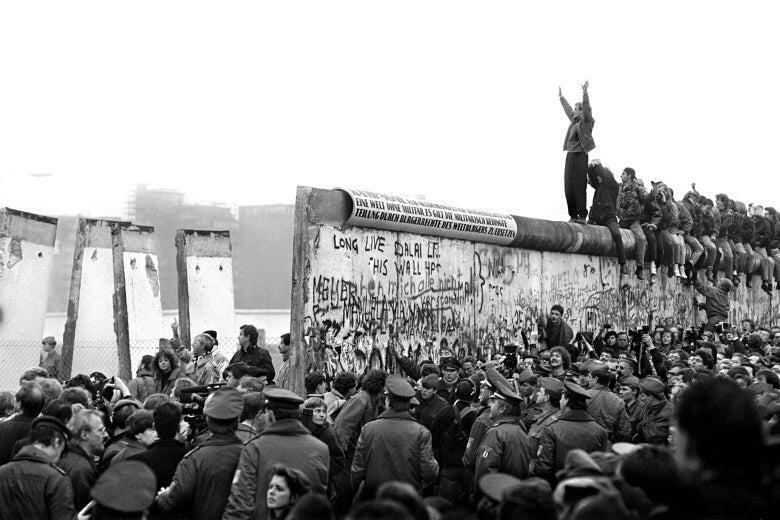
[586,384,632,442]
[351,409,439,493]
[157,432,244,520]
[0,445,75,520]
[474,416,532,484]
[532,409,609,482]
[222,418,329,520]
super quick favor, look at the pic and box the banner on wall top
[338,188,518,245]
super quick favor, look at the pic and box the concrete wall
[176,230,236,349]
[0,209,58,390]
[291,187,778,389]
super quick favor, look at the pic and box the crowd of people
[1,313,779,520]
[560,81,780,292]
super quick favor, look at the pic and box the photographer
[693,272,732,331]
[636,331,668,381]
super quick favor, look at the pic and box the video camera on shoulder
[628,325,651,344]
[714,322,731,334]
[178,382,227,409]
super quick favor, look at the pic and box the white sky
[2,1,779,221]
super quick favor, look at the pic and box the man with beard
[549,346,570,380]
[474,372,531,486]
[633,378,672,445]
[532,381,608,483]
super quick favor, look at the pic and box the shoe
[620,264,629,276]
[706,268,714,282]
[668,265,676,278]
[764,283,773,296]
[649,273,657,285]
[745,276,752,288]
[635,266,644,280]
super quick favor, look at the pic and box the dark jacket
[682,193,703,236]
[587,163,619,224]
[741,213,755,245]
[659,198,681,232]
[586,385,631,442]
[633,395,672,445]
[58,444,97,510]
[333,389,382,462]
[528,408,559,460]
[718,208,733,239]
[430,402,470,470]
[753,215,772,248]
[40,350,62,380]
[561,91,595,152]
[463,407,493,470]
[415,392,448,431]
[0,445,75,520]
[532,409,609,482]
[156,366,186,396]
[675,201,693,235]
[157,432,244,520]
[352,409,439,493]
[127,369,157,403]
[0,413,36,465]
[641,192,663,228]
[545,319,574,349]
[128,438,187,489]
[222,418,329,520]
[229,345,275,383]
[111,437,147,464]
[693,279,730,330]
[305,420,347,497]
[701,207,718,236]
[617,178,648,222]
[729,211,744,242]
[474,416,532,483]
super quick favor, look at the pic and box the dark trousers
[605,219,627,265]
[642,225,657,263]
[564,151,588,219]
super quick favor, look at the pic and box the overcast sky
[2,2,779,221]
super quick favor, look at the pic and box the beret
[538,376,565,395]
[515,369,534,384]
[639,377,666,395]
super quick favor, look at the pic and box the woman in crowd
[302,397,347,501]
[267,464,312,520]
[153,349,184,396]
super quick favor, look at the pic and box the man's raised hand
[582,80,589,92]
[559,86,563,97]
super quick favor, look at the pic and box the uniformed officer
[633,377,672,445]
[88,460,157,519]
[0,416,75,520]
[157,388,245,520]
[528,377,564,464]
[352,374,439,497]
[223,386,329,520]
[463,367,510,473]
[586,367,631,442]
[474,371,532,486]
[532,380,609,483]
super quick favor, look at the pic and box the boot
[706,267,714,282]
[620,264,629,276]
[745,275,752,288]
[635,266,644,280]
[761,280,769,293]
[732,272,740,287]
[764,281,773,296]
[668,265,676,278]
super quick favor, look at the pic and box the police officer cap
[91,461,157,512]
[439,356,461,371]
[563,380,591,401]
[32,416,70,441]
[204,388,244,419]
[584,361,606,374]
[639,377,666,395]
[515,369,534,384]
[492,377,523,406]
[620,375,641,389]
[485,367,511,390]
[262,386,304,410]
[479,472,523,502]
[538,376,565,396]
[385,374,416,399]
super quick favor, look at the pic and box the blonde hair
[67,404,103,439]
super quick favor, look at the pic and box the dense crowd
[560,82,780,293]
[1,315,779,520]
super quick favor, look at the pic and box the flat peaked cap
[639,377,666,395]
[204,388,244,419]
[439,357,461,370]
[262,386,304,409]
[538,376,565,395]
[479,472,523,502]
[385,374,416,399]
[32,416,70,441]
[91,461,157,512]
[563,381,591,401]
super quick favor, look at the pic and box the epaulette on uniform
[49,462,67,475]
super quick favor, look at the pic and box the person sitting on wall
[586,159,629,276]
[617,167,648,279]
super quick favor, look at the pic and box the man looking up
[560,80,595,223]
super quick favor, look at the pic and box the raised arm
[581,80,593,123]
[559,86,574,121]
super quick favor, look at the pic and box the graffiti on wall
[303,225,778,377]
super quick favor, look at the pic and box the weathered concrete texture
[176,230,236,351]
[300,223,776,377]
[0,209,58,390]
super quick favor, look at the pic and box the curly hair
[359,369,388,395]
[153,349,179,378]
[269,464,311,500]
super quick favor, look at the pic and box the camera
[715,322,730,334]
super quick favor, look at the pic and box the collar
[377,409,416,421]
[260,418,311,436]
[195,354,214,366]
[535,408,559,422]
[200,432,242,445]
[14,444,54,464]
[9,413,36,423]
[329,389,346,400]
[591,384,610,391]
[492,416,523,427]
[558,409,595,422]
[148,438,185,450]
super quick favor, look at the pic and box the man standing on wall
[560,80,595,224]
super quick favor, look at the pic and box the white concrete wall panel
[185,255,236,350]
[0,210,57,389]
[123,251,165,368]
